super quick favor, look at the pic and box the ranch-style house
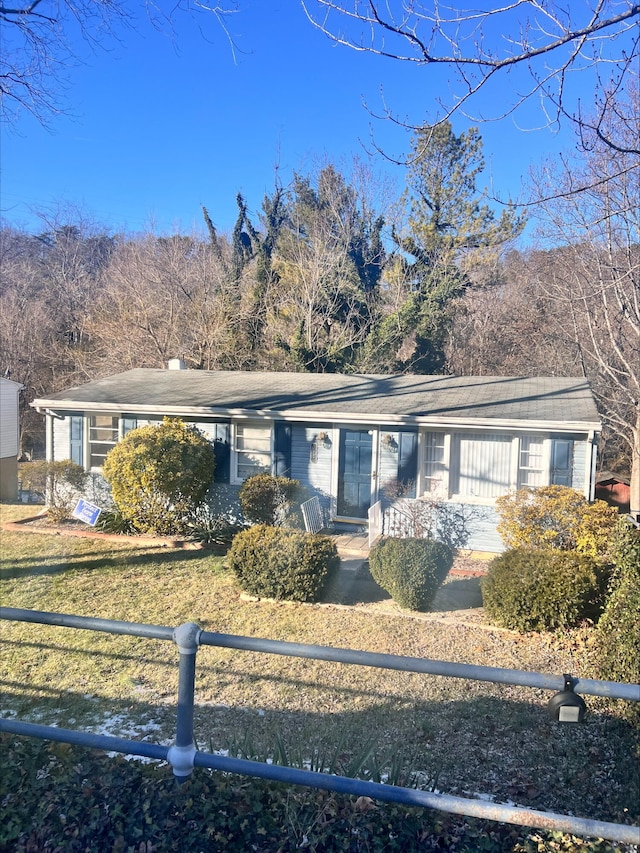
[32,363,602,552]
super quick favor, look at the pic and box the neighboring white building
[0,377,24,500]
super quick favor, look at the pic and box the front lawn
[1,503,638,851]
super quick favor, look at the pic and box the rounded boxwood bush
[495,485,618,560]
[368,537,454,611]
[482,548,610,632]
[239,474,301,526]
[102,418,215,536]
[228,525,340,603]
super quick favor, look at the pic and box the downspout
[45,412,54,463]
[588,430,598,503]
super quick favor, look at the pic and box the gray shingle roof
[33,369,601,428]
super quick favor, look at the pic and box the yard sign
[72,499,102,526]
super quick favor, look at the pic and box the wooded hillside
[1,118,637,511]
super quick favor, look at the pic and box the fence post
[167,621,201,780]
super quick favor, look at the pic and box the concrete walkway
[326,549,485,614]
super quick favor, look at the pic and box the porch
[331,529,369,558]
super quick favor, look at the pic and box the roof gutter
[34,406,65,420]
[30,400,602,435]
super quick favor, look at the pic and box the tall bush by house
[102,418,215,536]
[573,497,623,558]
[19,459,87,522]
[238,474,301,526]
[228,525,340,603]
[368,537,453,612]
[496,485,618,559]
[594,520,640,725]
[481,548,610,632]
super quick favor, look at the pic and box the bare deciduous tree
[0,0,238,123]
[0,214,115,453]
[531,99,640,518]
[303,1,640,155]
[85,233,228,374]
[271,165,383,372]
[445,250,581,378]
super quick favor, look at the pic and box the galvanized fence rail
[1,606,639,847]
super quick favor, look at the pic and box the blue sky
[0,1,599,238]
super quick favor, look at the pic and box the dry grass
[1,502,638,832]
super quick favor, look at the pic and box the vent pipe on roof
[168,359,186,370]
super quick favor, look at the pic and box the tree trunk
[631,409,640,523]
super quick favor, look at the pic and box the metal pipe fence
[1,606,639,847]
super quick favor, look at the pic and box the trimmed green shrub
[102,418,215,536]
[239,473,301,526]
[19,459,87,522]
[482,548,610,632]
[595,520,640,725]
[228,524,340,602]
[496,486,618,560]
[368,537,454,611]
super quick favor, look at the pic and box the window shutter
[70,415,83,466]
[398,431,418,497]
[273,422,291,478]
[213,423,230,483]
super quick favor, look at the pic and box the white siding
[135,417,161,428]
[0,378,22,458]
[290,425,333,512]
[463,504,503,552]
[53,416,71,462]
[571,439,588,494]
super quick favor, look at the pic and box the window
[518,435,545,488]
[421,430,573,501]
[452,434,512,499]
[89,414,119,468]
[424,432,447,494]
[234,422,271,482]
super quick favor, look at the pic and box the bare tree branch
[0,0,239,124]
[303,0,640,154]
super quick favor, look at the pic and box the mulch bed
[2,512,492,576]
[1,512,200,549]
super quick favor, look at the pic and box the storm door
[337,429,373,518]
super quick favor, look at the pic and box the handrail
[4,606,638,700]
[1,606,639,846]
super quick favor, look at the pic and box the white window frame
[420,429,556,503]
[517,434,548,489]
[88,413,120,469]
[421,430,449,498]
[231,420,273,484]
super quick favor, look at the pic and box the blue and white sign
[72,499,102,526]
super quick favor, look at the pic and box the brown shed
[595,471,631,514]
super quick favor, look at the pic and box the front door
[337,429,373,518]
[551,438,573,486]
